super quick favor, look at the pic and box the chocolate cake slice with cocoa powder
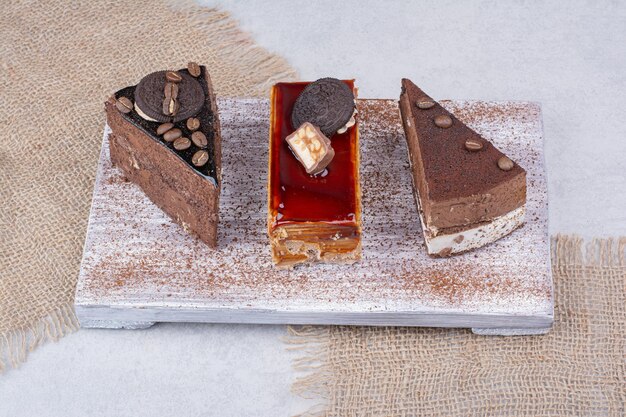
[105,63,221,247]
[399,79,526,257]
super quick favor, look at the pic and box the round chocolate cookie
[134,70,205,123]
[291,78,355,136]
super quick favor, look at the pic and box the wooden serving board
[75,98,553,335]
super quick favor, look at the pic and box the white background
[1,1,624,416]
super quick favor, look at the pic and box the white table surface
[2,1,624,416]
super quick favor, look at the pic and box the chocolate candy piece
[286,122,335,175]
[291,78,355,137]
[134,70,205,123]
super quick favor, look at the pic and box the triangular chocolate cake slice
[399,79,526,256]
[105,63,221,247]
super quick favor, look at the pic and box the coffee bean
[434,115,453,128]
[115,96,133,113]
[191,131,207,148]
[186,117,200,131]
[165,71,182,83]
[162,98,179,116]
[164,82,179,100]
[169,99,178,115]
[192,150,209,167]
[465,139,483,151]
[163,128,182,142]
[497,156,514,171]
[173,137,191,151]
[156,123,174,135]
[416,98,435,109]
[188,62,201,77]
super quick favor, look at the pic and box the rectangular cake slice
[105,64,221,247]
[267,81,361,268]
[399,79,526,256]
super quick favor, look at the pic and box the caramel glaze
[268,81,360,236]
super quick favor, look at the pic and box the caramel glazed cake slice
[399,79,526,257]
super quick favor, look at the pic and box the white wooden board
[75,98,553,335]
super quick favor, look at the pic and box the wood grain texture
[75,98,553,334]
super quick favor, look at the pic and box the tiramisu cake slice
[105,62,221,247]
[399,79,526,257]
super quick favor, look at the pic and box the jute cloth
[0,0,296,371]
[290,236,625,416]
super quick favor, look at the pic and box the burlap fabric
[290,236,625,416]
[0,0,296,371]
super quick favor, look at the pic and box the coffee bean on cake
[191,131,208,148]
[416,99,435,109]
[188,62,201,77]
[497,156,515,171]
[134,70,205,123]
[165,71,182,83]
[291,78,355,137]
[162,97,179,117]
[164,82,179,100]
[192,150,209,166]
[186,117,200,131]
[434,115,453,128]
[173,137,191,150]
[157,122,174,135]
[115,96,133,113]
[163,128,182,142]
[465,139,483,151]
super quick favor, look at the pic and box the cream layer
[420,205,525,256]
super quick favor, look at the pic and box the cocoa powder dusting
[78,99,551,318]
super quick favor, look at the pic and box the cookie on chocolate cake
[399,79,526,256]
[291,77,356,137]
[105,63,221,247]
